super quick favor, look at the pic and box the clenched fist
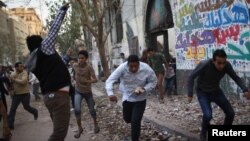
[134,87,145,95]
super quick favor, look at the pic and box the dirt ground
[0,81,249,141]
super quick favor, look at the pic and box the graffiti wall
[172,0,250,72]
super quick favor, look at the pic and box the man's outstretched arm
[41,3,70,55]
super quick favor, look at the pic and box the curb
[143,116,199,141]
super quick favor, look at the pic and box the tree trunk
[97,19,110,79]
[97,41,110,79]
[77,0,111,79]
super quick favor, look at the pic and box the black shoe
[200,132,207,141]
[0,137,10,141]
[34,111,38,120]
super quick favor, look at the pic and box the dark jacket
[33,49,71,95]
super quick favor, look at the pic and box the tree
[76,0,123,78]
[46,0,81,55]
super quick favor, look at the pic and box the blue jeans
[122,100,146,141]
[196,88,235,138]
[74,90,96,118]
[8,93,38,128]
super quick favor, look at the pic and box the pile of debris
[92,81,250,139]
[79,95,188,141]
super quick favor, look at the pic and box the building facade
[0,3,43,65]
[109,0,176,67]
[8,15,30,62]
[0,7,11,65]
[9,8,42,35]
[108,0,250,95]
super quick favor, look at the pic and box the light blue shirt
[105,62,157,102]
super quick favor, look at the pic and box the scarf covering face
[25,48,38,72]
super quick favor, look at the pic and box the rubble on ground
[78,95,188,141]
[93,81,250,138]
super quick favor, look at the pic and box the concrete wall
[120,0,146,56]
[172,0,250,95]
[120,0,176,57]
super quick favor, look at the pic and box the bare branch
[100,0,110,20]
[76,0,98,37]
[76,0,89,21]
[93,0,101,22]
[80,17,98,38]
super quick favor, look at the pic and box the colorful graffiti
[173,0,250,72]
[185,46,206,59]
[195,0,234,12]
[213,25,240,45]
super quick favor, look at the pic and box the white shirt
[105,62,157,102]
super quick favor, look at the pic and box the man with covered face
[25,2,71,141]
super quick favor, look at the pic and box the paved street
[1,94,106,141]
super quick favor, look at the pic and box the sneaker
[94,124,100,133]
[74,128,83,139]
[70,108,75,112]
[34,111,38,120]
